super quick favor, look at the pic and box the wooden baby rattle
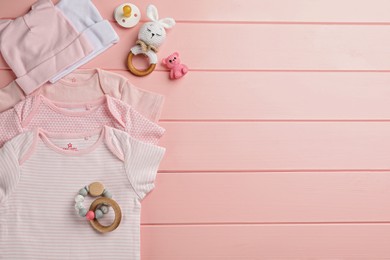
[127,4,175,77]
[74,182,122,233]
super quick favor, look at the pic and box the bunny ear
[147,4,159,21]
[159,18,176,29]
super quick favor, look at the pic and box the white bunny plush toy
[127,4,175,76]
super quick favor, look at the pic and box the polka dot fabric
[0,95,164,148]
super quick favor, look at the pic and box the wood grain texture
[85,23,390,71]
[141,224,390,259]
[115,70,390,120]
[2,0,390,23]
[142,172,390,224]
[5,70,390,120]
[2,23,390,71]
[159,122,390,171]
[0,0,389,257]
[94,0,390,23]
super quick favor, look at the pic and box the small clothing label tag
[63,143,78,151]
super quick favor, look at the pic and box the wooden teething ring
[127,51,156,77]
[89,197,122,233]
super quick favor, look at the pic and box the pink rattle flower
[162,52,188,80]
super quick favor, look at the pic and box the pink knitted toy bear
[162,52,188,79]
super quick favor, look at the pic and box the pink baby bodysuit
[0,94,165,148]
[0,126,165,259]
[0,69,164,122]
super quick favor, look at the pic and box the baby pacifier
[114,3,141,28]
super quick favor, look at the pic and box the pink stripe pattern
[0,126,165,259]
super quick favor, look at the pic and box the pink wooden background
[2,0,390,258]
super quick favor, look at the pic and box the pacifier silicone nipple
[114,3,141,28]
[123,5,131,17]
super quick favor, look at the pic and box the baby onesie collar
[21,95,126,129]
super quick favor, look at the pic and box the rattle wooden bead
[89,182,105,197]
[89,197,122,233]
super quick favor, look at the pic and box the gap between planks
[5,16,390,26]
[6,68,390,73]
[141,222,390,227]
[160,119,390,122]
[157,169,390,173]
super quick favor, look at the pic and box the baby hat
[50,0,119,83]
[0,0,93,95]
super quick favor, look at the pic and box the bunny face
[138,22,167,48]
[136,4,175,50]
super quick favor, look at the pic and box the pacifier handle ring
[127,51,156,77]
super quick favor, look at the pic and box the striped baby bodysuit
[0,94,165,148]
[0,126,165,259]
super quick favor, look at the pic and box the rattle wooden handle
[127,52,156,77]
[89,197,122,233]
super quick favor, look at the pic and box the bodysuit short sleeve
[120,80,164,123]
[100,69,164,122]
[125,136,165,200]
[107,96,165,144]
[0,142,20,205]
[0,108,23,148]
[124,105,165,145]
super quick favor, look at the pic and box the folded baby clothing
[0,94,165,148]
[0,1,166,259]
[51,0,119,83]
[0,126,165,259]
[0,69,164,122]
[0,0,93,95]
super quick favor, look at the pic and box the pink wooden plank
[142,171,390,224]
[74,23,390,71]
[141,224,390,259]
[159,122,390,171]
[3,0,390,23]
[94,0,390,23]
[112,70,390,120]
[2,23,390,70]
[0,70,15,88]
[0,0,37,18]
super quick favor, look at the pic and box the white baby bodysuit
[0,126,165,259]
